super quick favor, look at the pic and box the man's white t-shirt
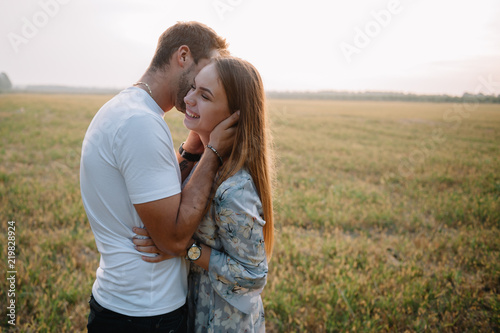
[80,87,186,316]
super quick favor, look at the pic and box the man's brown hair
[149,21,228,71]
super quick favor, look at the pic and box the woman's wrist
[205,144,223,165]
[192,243,211,271]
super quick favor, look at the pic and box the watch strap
[179,142,202,162]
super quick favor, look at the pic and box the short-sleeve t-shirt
[80,87,186,316]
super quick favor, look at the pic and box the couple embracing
[80,21,274,332]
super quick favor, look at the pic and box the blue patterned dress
[186,168,268,333]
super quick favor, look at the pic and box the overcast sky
[1,0,499,96]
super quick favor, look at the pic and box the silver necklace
[133,81,153,98]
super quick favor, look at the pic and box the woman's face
[183,63,231,139]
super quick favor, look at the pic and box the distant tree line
[0,72,12,92]
[266,90,500,104]
[13,85,120,95]
[2,70,499,104]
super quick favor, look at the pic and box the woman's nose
[184,89,195,106]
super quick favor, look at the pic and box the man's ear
[176,45,192,68]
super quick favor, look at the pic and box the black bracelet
[178,142,202,162]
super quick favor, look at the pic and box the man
[80,21,238,332]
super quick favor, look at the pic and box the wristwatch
[179,142,202,162]
[186,241,202,261]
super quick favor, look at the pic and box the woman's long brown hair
[212,56,275,260]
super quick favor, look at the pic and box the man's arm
[133,112,239,256]
[176,131,204,182]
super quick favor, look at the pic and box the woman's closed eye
[191,84,210,100]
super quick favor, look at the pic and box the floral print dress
[186,168,268,333]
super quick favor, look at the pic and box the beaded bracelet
[206,145,223,165]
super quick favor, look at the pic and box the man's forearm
[174,149,219,244]
[177,132,205,182]
[177,151,197,182]
[134,148,219,256]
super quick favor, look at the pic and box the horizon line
[7,84,498,98]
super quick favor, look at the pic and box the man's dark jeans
[87,295,187,333]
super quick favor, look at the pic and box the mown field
[0,93,498,332]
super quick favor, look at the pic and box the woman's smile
[185,108,200,119]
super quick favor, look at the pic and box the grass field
[0,93,499,332]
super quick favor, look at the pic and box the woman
[133,56,274,332]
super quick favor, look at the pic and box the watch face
[188,246,201,260]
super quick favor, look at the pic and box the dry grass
[0,94,498,332]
